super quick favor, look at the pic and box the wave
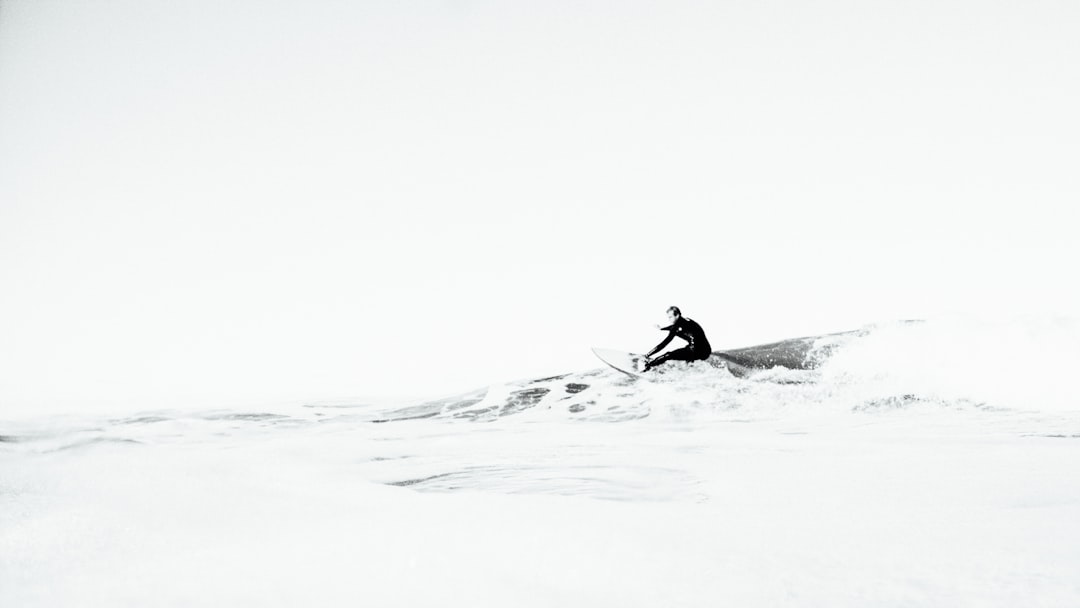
[4,316,1078,453]
[372,316,1080,422]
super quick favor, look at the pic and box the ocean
[3,316,1080,606]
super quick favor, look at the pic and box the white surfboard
[591,348,647,378]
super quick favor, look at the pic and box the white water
[3,317,1080,606]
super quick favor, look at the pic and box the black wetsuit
[645,317,712,370]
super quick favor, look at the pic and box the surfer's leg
[646,347,695,370]
[666,347,697,362]
[644,352,670,371]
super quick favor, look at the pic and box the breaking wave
[373,316,1080,423]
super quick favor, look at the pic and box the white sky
[1,0,1078,413]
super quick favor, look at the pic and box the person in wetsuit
[642,306,712,372]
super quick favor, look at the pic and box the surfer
[642,306,712,372]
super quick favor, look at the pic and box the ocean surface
[3,317,1080,607]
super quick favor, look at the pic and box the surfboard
[591,348,647,378]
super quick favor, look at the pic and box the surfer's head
[666,306,682,323]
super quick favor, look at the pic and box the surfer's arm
[646,331,675,358]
